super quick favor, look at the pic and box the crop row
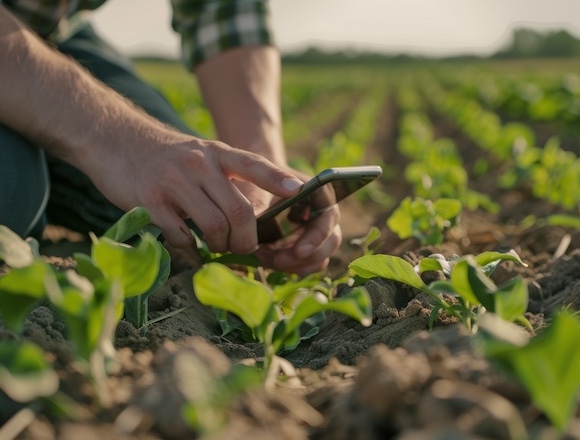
[437,66,580,125]
[393,81,497,212]
[422,77,580,211]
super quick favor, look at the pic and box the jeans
[0,23,195,238]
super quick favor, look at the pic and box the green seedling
[0,260,53,333]
[43,263,124,407]
[349,226,382,256]
[0,341,59,403]
[387,197,462,245]
[0,207,168,336]
[545,213,580,229]
[181,358,262,435]
[193,262,372,372]
[0,227,49,333]
[75,207,170,330]
[349,250,530,331]
[482,311,580,432]
[0,207,169,406]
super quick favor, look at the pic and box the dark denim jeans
[0,23,195,238]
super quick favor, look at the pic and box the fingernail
[282,177,303,191]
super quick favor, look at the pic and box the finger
[169,185,234,253]
[148,204,195,249]
[233,180,273,214]
[293,205,341,259]
[199,175,259,254]
[218,148,304,198]
[254,224,341,275]
[275,224,341,269]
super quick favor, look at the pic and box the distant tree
[494,27,580,58]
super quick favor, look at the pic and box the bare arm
[0,5,304,253]
[195,45,286,165]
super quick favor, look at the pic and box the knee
[0,126,50,238]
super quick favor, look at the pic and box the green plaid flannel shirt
[2,0,274,69]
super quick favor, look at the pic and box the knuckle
[182,149,208,171]
[231,240,257,255]
[202,213,229,239]
[227,200,254,224]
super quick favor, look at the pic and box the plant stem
[262,322,277,373]
[124,295,148,332]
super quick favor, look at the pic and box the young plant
[387,197,462,246]
[192,262,372,371]
[349,250,530,331]
[0,259,53,334]
[0,207,169,406]
[482,311,580,433]
[349,226,382,256]
[181,360,262,435]
[0,341,59,403]
[44,268,124,406]
[0,226,47,333]
[74,207,171,330]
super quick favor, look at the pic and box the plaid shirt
[2,0,274,69]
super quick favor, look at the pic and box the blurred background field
[134,54,580,240]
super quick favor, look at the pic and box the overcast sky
[90,0,580,58]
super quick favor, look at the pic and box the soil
[2,94,580,440]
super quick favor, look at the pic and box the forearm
[0,6,179,176]
[195,45,287,166]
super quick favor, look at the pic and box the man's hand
[87,135,305,255]
[254,206,342,276]
[235,169,342,276]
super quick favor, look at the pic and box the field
[2,57,580,439]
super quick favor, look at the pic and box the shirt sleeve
[170,0,275,70]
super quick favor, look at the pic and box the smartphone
[256,165,383,243]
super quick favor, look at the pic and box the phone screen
[257,175,377,244]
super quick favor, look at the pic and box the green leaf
[0,225,35,268]
[50,274,123,360]
[545,214,580,229]
[124,295,149,330]
[275,287,372,352]
[494,277,528,322]
[0,342,59,402]
[145,245,171,296]
[450,257,496,308]
[0,260,51,332]
[349,226,382,250]
[92,233,161,298]
[475,250,528,275]
[103,207,152,243]
[123,243,171,328]
[386,197,414,239]
[433,198,462,220]
[429,280,456,295]
[349,254,428,292]
[193,263,274,337]
[73,253,104,283]
[417,253,452,275]
[489,312,580,431]
[272,275,324,304]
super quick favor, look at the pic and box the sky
[90,0,580,59]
